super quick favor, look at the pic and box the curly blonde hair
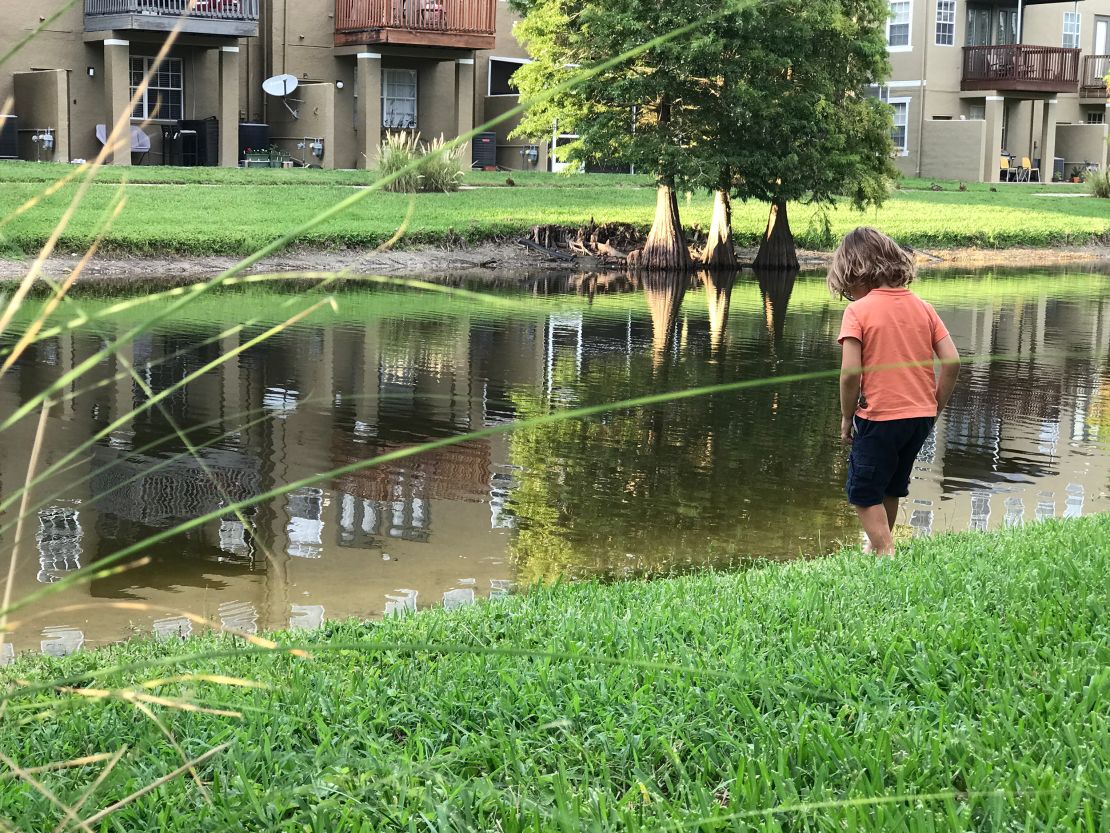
[827,227,915,299]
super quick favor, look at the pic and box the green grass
[2,516,1108,831]
[0,163,1107,258]
[0,160,652,189]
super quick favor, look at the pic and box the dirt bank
[1,241,1107,283]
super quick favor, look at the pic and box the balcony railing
[1081,55,1109,99]
[85,0,259,35]
[335,0,496,49]
[962,44,1080,93]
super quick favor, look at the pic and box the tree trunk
[753,197,799,271]
[702,189,738,269]
[635,184,691,272]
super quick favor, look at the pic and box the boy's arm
[839,337,863,442]
[934,335,960,415]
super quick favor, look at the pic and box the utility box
[0,115,17,159]
[472,132,497,169]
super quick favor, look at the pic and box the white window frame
[487,56,530,97]
[1063,11,1081,49]
[935,0,956,46]
[130,55,184,122]
[887,1,913,51]
[381,68,418,130]
[888,96,911,156]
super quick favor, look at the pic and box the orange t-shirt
[837,287,950,421]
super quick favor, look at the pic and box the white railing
[85,0,260,20]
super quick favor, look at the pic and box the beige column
[455,57,475,165]
[982,95,1005,183]
[357,52,382,169]
[219,45,241,167]
[103,39,132,166]
[1038,98,1057,182]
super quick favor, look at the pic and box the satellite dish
[263,74,301,119]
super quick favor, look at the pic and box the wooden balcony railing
[1080,55,1109,99]
[335,0,496,49]
[962,44,1080,93]
[85,0,259,34]
[86,0,259,19]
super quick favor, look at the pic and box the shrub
[378,132,423,193]
[1087,169,1110,199]
[418,135,466,193]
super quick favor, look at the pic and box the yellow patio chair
[1020,156,1039,183]
[1000,156,1012,182]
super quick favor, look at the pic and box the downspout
[915,0,929,176]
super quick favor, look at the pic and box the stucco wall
[1055,122,1110,171]
[269,81,336,168]
[919,118,987,182]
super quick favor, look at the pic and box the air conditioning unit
[472,131,497,169]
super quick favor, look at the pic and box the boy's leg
[883,495,899,530]
[855,504,895,555]
[845,416,898,555]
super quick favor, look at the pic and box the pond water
[1,267,1108,652]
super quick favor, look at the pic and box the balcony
[335,0,496,50]
[1080,55,1109,99]
[84,0,259,37]
[962,44,1080,93]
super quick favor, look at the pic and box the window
[967,102,986,120]
[888,1,912,48]
[488,57,528,97]
[935,0,955,45]
[889,98,910,155]
[1063,11,1081,49]
[1087,110,1105,125]
[382,68,417,129]
[129,56,183,121]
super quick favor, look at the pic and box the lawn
[2,515,1108,831]
[0,162,1107,257]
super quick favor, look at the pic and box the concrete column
[219,46,241,167]
[982,95,1005,183]
[1038,98,1057,182]
[103,39,132,166]
[357,52,382,169]
[455,57,475,165]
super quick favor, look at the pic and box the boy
[828,227,960,556]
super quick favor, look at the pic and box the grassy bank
[0,164,1106,257]
[3,516,1108,831]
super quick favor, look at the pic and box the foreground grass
[2,515,1108,831]
[0,165,1107,257]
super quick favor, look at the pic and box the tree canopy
[510,0,898,269]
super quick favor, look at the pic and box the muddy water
[1,267,1108,654]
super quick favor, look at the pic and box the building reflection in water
[40,626,84,657]
[289,604,325,630]
[1004,497,1026,528]
[384,589,418,618]
[1,643,14,666]
[218,601,259,635]
[286,487,326,558]
[909,500,934,537]
[36,506,83,584]
[1064,484,1084,518]
[969,491,992,531]
[153,616,193,641]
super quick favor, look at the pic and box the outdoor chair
[1018,156,1039,183]
[95,124,151,164]
[999,156,1013,182]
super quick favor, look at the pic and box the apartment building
[0,0,547,170]
[879,0,1110,182]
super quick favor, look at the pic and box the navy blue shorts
[846,416,934,507]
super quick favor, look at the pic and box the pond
[1,266,1108,653]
